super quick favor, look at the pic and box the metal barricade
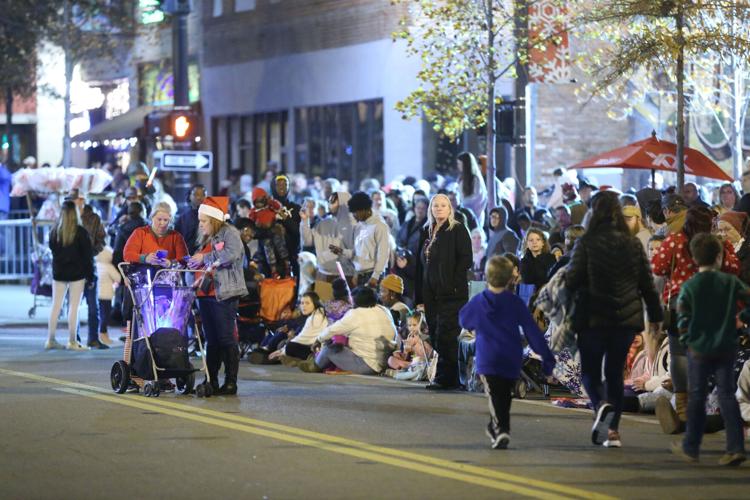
[0,218,53,281]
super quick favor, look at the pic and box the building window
[138,60,200,106]
[212,0,223,17]
[235,0,256,12]
[211,111,288,192]
[294,99,384,187]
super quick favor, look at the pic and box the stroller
[28,243,56,318]
[110,263,211,398]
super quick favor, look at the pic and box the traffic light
[172,112,193,139]
[145,109,201,145]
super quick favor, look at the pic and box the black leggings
[285,341,312,360]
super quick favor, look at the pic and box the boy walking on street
[672,233,747,466]
[459,256,555,449]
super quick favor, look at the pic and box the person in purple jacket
[459,255,555,450]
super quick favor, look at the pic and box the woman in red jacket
[123,202,188,266]
[651,205,740,433]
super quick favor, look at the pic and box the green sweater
[677,270,748,355]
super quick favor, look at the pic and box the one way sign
[154,150,213,172]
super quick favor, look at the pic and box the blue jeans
[197,297,239,347]
[315,345,376,375]
[577,328,635,431]
[79,278,99,344]
[683,350,745,456]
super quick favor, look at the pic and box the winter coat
[566,228,662,332]
[112,216,147,266]
[96,247,122,301]
[520,250,556,289]
[49,226,94,283]
[421,221,472,302]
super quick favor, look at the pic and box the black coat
[565,228,662,332]
[421,221,472,302]
[49,225,94,282]
[520,250,557,289]
[112,216,148,266]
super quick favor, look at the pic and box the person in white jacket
[95,246,122,345]
[299,287,397,374]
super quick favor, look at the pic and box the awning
[72,105,165,142]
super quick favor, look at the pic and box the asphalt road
[1,327,748,500]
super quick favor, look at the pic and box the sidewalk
[0,283,92,327]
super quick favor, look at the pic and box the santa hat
[199,196,230,222]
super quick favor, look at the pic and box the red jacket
[123,226,189,264]
[651,231,740,303]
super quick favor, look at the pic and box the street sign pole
[171,0,191,209]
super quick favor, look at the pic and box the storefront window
[294,99,383,187]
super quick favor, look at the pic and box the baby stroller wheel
[110,361,130,394]
[196,382,213,398]
[514,379,528,399]
[28,306,36,319]
[176,370,195,395]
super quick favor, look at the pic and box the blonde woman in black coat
[46,200,94,351]
[420,193,472,390]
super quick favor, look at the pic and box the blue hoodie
[459,289,555,379]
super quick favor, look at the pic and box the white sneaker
[592,403,614,445]
[492,433,511,450]
[66,342,87,351]
[603,430,621,448]
[44,339,64,350]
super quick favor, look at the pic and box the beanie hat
[622,205,641,219]
[380,274,404,295]
[252,187,268,202]
[347,191,372,212]
[719,210,748,235]
[199,196,230,221]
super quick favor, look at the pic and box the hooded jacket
[271,176,302,255]
[459,289,555,378]
[300,191,356,276]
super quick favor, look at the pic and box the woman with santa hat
[188,196,248,396]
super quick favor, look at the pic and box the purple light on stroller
[135,286,195,338]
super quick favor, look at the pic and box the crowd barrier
[0,215,53,282]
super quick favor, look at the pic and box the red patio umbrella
[571,131,733,183]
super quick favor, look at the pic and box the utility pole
[166,0,192,208]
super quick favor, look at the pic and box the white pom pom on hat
[199,196,230,221]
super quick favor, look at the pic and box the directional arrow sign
[155,150,213,172]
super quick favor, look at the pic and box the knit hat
[199,196,230,221]
[252,187,269,202]
[622,205,641,219]
[347,191,372,212]
[380,274,404,295]
[719,211,749,235]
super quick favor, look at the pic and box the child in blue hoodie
[459,255,556,449]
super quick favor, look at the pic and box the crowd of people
[39,152,750,464]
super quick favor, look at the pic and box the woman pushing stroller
[188,196,248,396]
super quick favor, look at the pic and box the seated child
[269,291,329,364]
[387,310,433,381]
[459,255,555,450]
[249,187,291,278]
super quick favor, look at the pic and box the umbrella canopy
[571,131,733,182]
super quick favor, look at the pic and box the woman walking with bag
[566,191,663,448]
[188,196,248,396]
[46,201,94,351]
[420,193,472,390]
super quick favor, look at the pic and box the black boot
[204,344,221,392]
[218,345,240,396]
